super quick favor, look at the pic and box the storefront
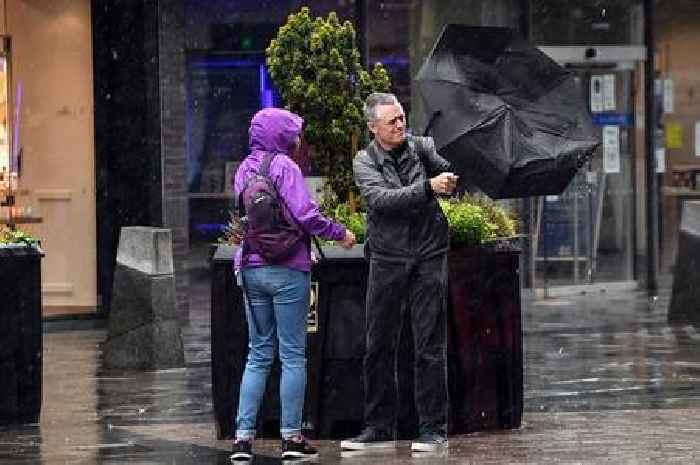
[4,0,699,317]
[0,0,96,316]
[177,0,656,296]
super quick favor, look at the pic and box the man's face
[368,103,406,150]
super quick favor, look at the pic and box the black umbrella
[415,25,600,199]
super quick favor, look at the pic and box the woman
[231,108,355,460]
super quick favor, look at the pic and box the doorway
[531,46,644,295]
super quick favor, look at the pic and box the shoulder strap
[366,141,384,173]
[412,137,431,176]
[259,152,277,177]
[237,152,277,217]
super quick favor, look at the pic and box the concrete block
[116,227,173,275]
[108,264,177,336]
[102,320,184,370]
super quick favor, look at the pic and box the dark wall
[92,0,163,315]
[92,0,187,320]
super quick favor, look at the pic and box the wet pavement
[3,273,700,464]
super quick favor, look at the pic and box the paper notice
[695,122,700,157]
[655,148,666,173]
[664,79,674,114]
[603,74,616,111]
[590,76,604,113]
[666,122,683,149]
[603,126,621,173]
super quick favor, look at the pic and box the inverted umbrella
[415,25,600,199]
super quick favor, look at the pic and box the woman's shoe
[230,438,253,461]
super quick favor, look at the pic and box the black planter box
[0,245,43,425]
[669,201,700,324]
[210,244,522,439]
[446,246,523,433]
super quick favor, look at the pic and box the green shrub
[0,226,39,247]
[320,194,516,248]
[439,195,517,247]
[219,193,516,249]
[325,202,366,244]
[266,7,391,201]
[439,198,495,247]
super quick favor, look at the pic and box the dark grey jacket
[353,135,452,262]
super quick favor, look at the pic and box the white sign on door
[664,79,674,114]
[695,121,700,158]
[590,76,604,113]
[603,125,621,174]
[603,74,616,111]
[656,148,666,173]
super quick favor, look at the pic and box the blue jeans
[235,266,310,440]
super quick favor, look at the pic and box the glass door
[532,67,636,292]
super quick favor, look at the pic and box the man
[341,93,458,452]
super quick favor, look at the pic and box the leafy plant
[439,199,495,247]
[266,7,391,201]
[439,195,517,248]
[325,201,366,244]
[318,194,516,248]
[0,226,39,247]
[219,210,243,246]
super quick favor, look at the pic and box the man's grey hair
[364,92,401,123]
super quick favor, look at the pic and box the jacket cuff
[333,223,347,242]
[424,179,434,197]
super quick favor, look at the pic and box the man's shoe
[230,438,253,461]
[340,429,396,451]
[411,433,448,452]
[281,435,319,460]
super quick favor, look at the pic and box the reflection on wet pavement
[2,280,700,463]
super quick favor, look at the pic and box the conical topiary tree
[266,7,391,202]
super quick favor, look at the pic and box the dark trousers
[363,254,448,437]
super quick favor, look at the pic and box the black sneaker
[411,432,448,452]
[230,439,253,461]
[340,428,396,451]
[281,435,319,460]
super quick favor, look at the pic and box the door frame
[530,45,646,296]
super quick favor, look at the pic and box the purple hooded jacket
[233,108,346,272]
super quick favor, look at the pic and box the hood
[248,107,304,155]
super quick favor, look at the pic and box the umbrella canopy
[415,25,600,199]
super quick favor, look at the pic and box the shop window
[531,0,644,45]
[0,37,14,219]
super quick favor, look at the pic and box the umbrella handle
[423,110,442,137]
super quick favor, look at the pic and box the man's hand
[430,172,459,195]
[339,230,356,249]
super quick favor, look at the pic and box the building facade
[2,0,698,316]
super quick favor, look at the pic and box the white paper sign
[664,79,674,114]
[695,122,700,157]
[655,148,666,173]
[590,76,604,113]
[603,74,616,111]
[603,126,621,173]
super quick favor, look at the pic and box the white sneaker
[411,433,448,452]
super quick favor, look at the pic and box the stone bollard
[103,227,185,369]
[669,201,700,324]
